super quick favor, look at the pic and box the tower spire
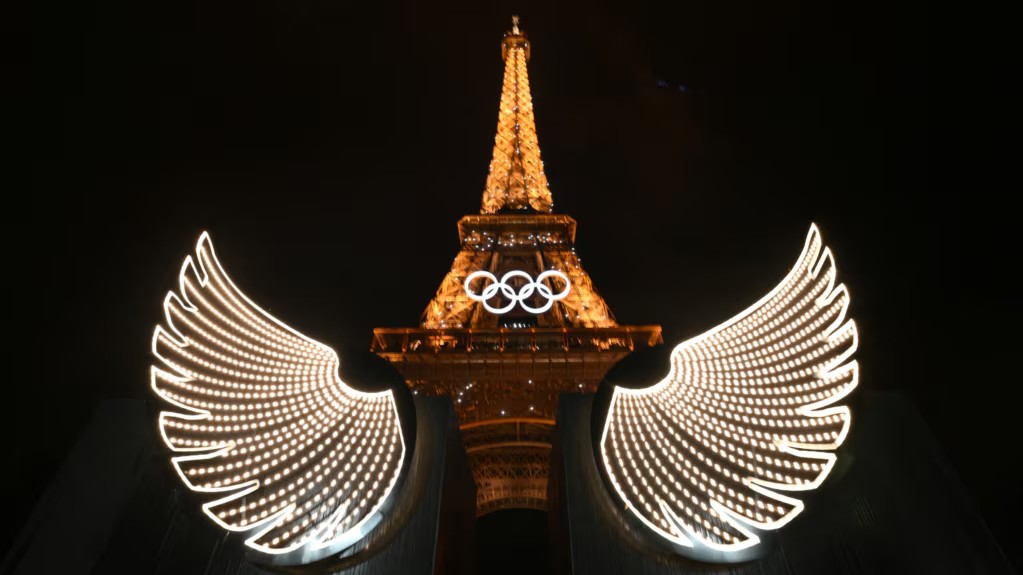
[481,16,554,214]
[374,18,662,516]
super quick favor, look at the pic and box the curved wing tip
[195,231,218,263]
[808,222,822,238]
[151,325,164,351]
[179,254,198,282]
[197,230,213,249]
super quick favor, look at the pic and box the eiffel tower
[371,17,662,516]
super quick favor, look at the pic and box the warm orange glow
[481,20,553,214]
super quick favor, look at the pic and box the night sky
[24,0,1013,570]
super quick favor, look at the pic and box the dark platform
[4,397,475,575]
[549,391,1015,575]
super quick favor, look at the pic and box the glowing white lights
[599,224,858,553]
[150,232,406,557]
[464,269,571,314]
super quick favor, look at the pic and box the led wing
[151,233,406,556]
[599,224,857,553]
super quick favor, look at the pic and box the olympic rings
[463,269,572,314]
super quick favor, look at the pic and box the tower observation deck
[371,17,662,515]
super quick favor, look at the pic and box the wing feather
[150,233,406,556]
[599,224,858,552]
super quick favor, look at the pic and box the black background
[25,0,1013,571]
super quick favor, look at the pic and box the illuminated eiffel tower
[372,17,662,515]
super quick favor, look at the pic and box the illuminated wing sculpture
[150,233,406,561]
[599,224,857,556]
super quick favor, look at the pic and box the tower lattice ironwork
[371,17,662,515]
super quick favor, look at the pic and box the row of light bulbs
[152,234,406,555]
[599,226,858,552]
